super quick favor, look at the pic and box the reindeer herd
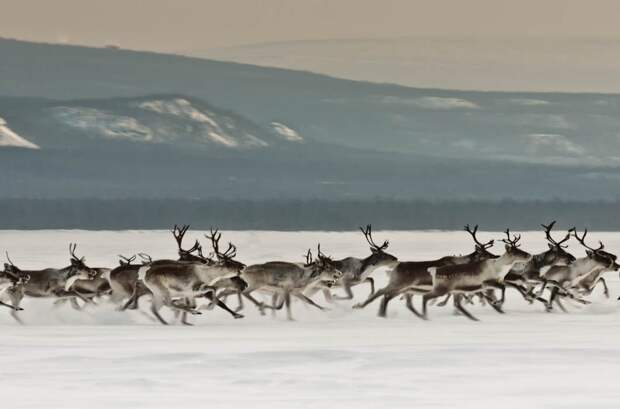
[0,222,618,324]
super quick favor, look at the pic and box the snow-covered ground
[1,230,620,408]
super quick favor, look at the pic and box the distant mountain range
[1,38,620,201]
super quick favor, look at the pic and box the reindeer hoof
[233,313,244,319]
[352,303,362,309]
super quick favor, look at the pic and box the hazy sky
[2,0,620,51]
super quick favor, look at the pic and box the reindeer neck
[359,253,380,275]
[572,256,601,273]
[488,252,514,270]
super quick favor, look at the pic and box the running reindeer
[239,245,342,320]
[140,228,246,325]
[108,225,216,311]
[352,224,497,318]
[1,244,98,323]
[421,229,532,321]
[499,221,576,309]
[542,228,619,311]
[312,225,398,302]
[0,254,29,311]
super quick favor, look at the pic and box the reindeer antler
[464,224,494,249]
[5,251,15,267]
[501,229,521,247]
[205,228,237,260]
[171,224,191,250]
[573,228,604,252]
[138,253,152,264]
[118,254,137,265]
[359,224,389,251]
[541,221,570,248]
[304,249,313,266]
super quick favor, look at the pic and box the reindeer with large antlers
[140,228,246,325]
[353,224,498,318]
[0,244,98,323]
[310,225,397,303]
[421,229,532,321]
[108,225,212,312]
[237,244,343,320]
[542,228,619,311]
[498,221,576,309]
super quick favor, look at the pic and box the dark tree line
[0,198,618,230]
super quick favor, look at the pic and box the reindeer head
[464,224,498,262]
[307,244,343,288]
[205,228,246,274]
[539,221,575,266]
[360,225,398,268]
[3,253,30,288]
[501,229,532,263]
[67,243,98,281]
[573,228,619,271]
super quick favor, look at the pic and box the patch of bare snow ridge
[381,96,480,109]
[51,107,153,142]
[271,122,303,141]
[0,116,39,149]
[139,98,267,148]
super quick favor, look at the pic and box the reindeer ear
[505,244,511,252]
[586,249,594,258]
[548,243,554,249]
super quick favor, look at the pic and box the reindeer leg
[294,293,327,311]
[242,291,269,315]
[405,294,426,319]
[322,289,334,304]
[283,291,293,321]
[8,290,24,324]
[120,289,138,311]
[454,294,479,321]
[366,277,375,296]
[537,280,548,296]
[436,294,452,307]
[422,288,447,319]
[482,291,504,314]
[333,281,354,300]
[70,297,83,311]
[555,297,568,312]
[353,287,388,309]
[236,291,244,311]
[378,292,396,318]
[214,289,236,310]
[270,293,279,317]
[505,282,532,303]
[597,277,610,298]
[205,293,244,319]
[482,281,505,311]
[180,312,193,326]
[150,296,168,325]
[0,300,22,311]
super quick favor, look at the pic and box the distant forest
[0,199,618,230]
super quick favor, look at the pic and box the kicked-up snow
[1,230,620,408]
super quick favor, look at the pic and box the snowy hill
[1,39,620,201]
[0,95,302,151]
